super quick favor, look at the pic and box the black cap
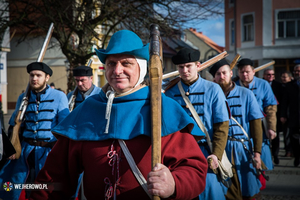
[73,66,93,76]
[209,59,230,77]
[50,82,55,87]
[172,48,200,65]
[27,62,53,76]
[237,58,253,68]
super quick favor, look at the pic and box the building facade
[225,0,300,79]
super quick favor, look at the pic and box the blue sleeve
[262,82,277,108]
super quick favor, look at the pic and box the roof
[187,28,225,53]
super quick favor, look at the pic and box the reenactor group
[0,28,299,200]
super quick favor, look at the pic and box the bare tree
[0,0,223,92]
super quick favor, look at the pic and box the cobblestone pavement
[260,134,300,200]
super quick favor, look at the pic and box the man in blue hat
[29,30,208,200]
[164,48,230,200]
[235,58,277,190]
[67,65,101,111]
[210,59,264,200]
[0,62,70,200]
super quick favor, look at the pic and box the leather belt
[228,136,249,143]
[24,138,56,148]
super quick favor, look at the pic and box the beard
[30,79,47,92]
[218,79,231,91]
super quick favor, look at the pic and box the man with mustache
[0,62,69,200]
[67,65,101,110]
[29,30,208,200]
[234,58,277,190]
[164,48,230,200]
[210,59,264,200]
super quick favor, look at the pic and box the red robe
[29,129,207,200]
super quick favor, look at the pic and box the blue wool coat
[67,84,101,110]
[0,86,69,200]
[53,86,205,140]
[235,76,277,170]
[226,85,264,197]
[165,76,230,200]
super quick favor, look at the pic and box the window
[277,10,300,38]
[243,14,254,41]
[231,20,235,45]
[229,0,234,8]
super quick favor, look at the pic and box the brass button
[186,105,189,108]
[35,111,39,114]
[186,92,189,96]
[35,121,38,125]
[34,130,37,133]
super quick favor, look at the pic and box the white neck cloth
[104,56,147,134]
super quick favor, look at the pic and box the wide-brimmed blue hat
[95,30,149,63]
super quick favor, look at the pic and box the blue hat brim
[95,44,149,64]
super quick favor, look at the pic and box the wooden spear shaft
[230,54,240,70]
[149,24,163,200]
[254,60,275,72]
[162,51,228,80]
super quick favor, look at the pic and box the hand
[267,129,277,140]
[253,152,261,170]
[280,117,287,124]
[147,163,175,198]
[207,154,219,170]
[8,154,16,160]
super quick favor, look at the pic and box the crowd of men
[0,29,299,200]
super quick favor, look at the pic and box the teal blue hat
[95,30,149,63]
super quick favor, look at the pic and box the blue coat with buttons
[0,86,69,200]
[235,76,277,170]
[165,75,230,200]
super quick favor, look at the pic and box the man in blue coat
[210,59,264,200]
[165,48,230,200]
[235,58,277,190]
[67,65,101,111]
[0,62,70,200]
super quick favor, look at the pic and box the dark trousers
[282,123,292,153]
[290,127,300,159]
[271,134,280,157]
[271,121,282,158]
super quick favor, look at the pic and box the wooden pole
[163,51,228,80]
[254,61,275,72]
[149,24,163,200]
[230,54,240,70]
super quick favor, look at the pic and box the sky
[190,17,225,47]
